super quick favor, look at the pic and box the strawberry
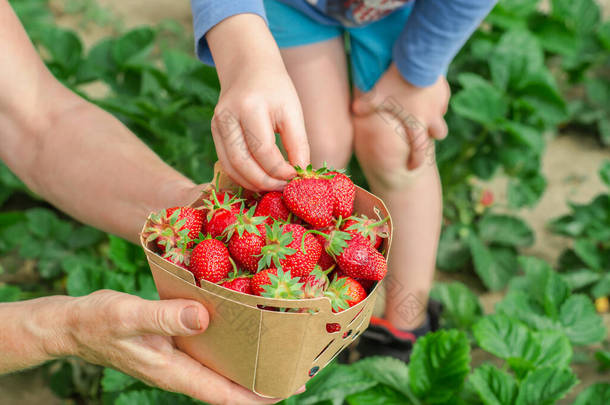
[301,266,330,298]
[328,171,355,218]
[258,223,322,277]
[313,230,387,281]
[341,214,389,250]
[143,208,196,252]
[220,277,253,294]
[188,237,233,283]
[254,191,291,224]
[480,189,494,207]
[162,242,191,269]
[203,190,242,239]
[326,323,341,333]
[325,276,367,313]
[225,207,267,273]
[283,165,334,228]
[251,268,304,299]
[165,207,205,246]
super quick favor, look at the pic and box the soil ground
[1,1,609,404]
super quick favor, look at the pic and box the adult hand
[352,64,450,169]
[66,290,281,404]
[207,14,310,191]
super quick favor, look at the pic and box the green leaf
[25,208,59,238]
[489,29,544,90]
[76,38,116,82]
[496,290,559,332]
[296,362,377,405]
[0,285,21,302]
[591,275,610,298]
[507,173,546,208]
[468,234,514,291]
[112,27,155,67]
[573,238,603,269]
[430,282,483,330]
[101,368,138,392]
[346,384,410,405]
[599,21,610,50]
[115,389,198,405]
[501,121,544,154]
[409,330,470,404]
[472,315,535,361]
[451,78,507,128]
[107,235,141,273]
[595,351,610,371]
[37,26,83,72]
[532,16,579,56]
[560,269,602,290]
[515,367,577,405]
[559,294,606,345]
[551,0,601,34]
[518,256,570,319]
[573,383,610,405]
[599,160,610,186]
[532,330,572,370]
[479,214,534,247]
[469,364,517,405]
[352,357,410,397]
[437,225,471,271]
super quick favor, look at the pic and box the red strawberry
[316,230,387,281]
[189,237,233,283]
[162,243,191,269]
[258,223,322,277]
[203,190,242,239]
[283,165,334,228]
[225,207,267,273]
[328,171,355,218]
[143,208,200,252]
[220,277,253,294]
[325,276,367,313]
[301,266,330,298]
[480,189,494,207]
[341,215,389,250]
[251,268,304,298]
[326,323,341,333]
[255,191,291,224]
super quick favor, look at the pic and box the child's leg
[353,97,442,331]
[280,38,353,169]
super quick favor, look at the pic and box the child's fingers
[428,118,448,140]
[211,117,283,191]
[276,106,310,169]
[241,111,296,181]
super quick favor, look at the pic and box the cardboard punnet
[140,166,393,399]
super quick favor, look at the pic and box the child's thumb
[133,299,209,337]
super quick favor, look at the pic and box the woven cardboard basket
[140,167,393,398]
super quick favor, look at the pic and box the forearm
[0,296,74,374]
[10,96,200,243]
[0,1,201,243]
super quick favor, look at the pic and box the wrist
[206,14,284,87]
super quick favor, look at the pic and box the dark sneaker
[340,299,442,363]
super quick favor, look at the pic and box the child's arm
[191,2,310,191]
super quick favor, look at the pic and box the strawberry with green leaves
[328,171,355,218]
[143,207,202,252]
[189,236,233,284]
[202,189,243,239]
[283,165,334,228]
[341,214,389,250]
[225,207,268,273]
[251,268,304,299]
[310,229,387,281]
[258,222,322,277]
[324,276,367,313]
[301,266,330,298]
[254,191,291,224]
[162,240,191,269]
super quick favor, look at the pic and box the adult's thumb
[133,299,209,337]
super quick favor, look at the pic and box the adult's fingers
[275,106,310,169]
[211,112,286,191]
[128,298,209,337]
[146,349,280,405]
[241,109,296,181]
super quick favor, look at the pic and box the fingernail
[296,385,306,394]
[181,306,201,331]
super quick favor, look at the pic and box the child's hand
[207,15,310,191]
[352,64,450,169]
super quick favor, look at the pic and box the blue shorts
[263,0,413,92]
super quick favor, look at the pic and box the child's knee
[353,113,436,190]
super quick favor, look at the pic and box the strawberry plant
[549,160,610,299]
